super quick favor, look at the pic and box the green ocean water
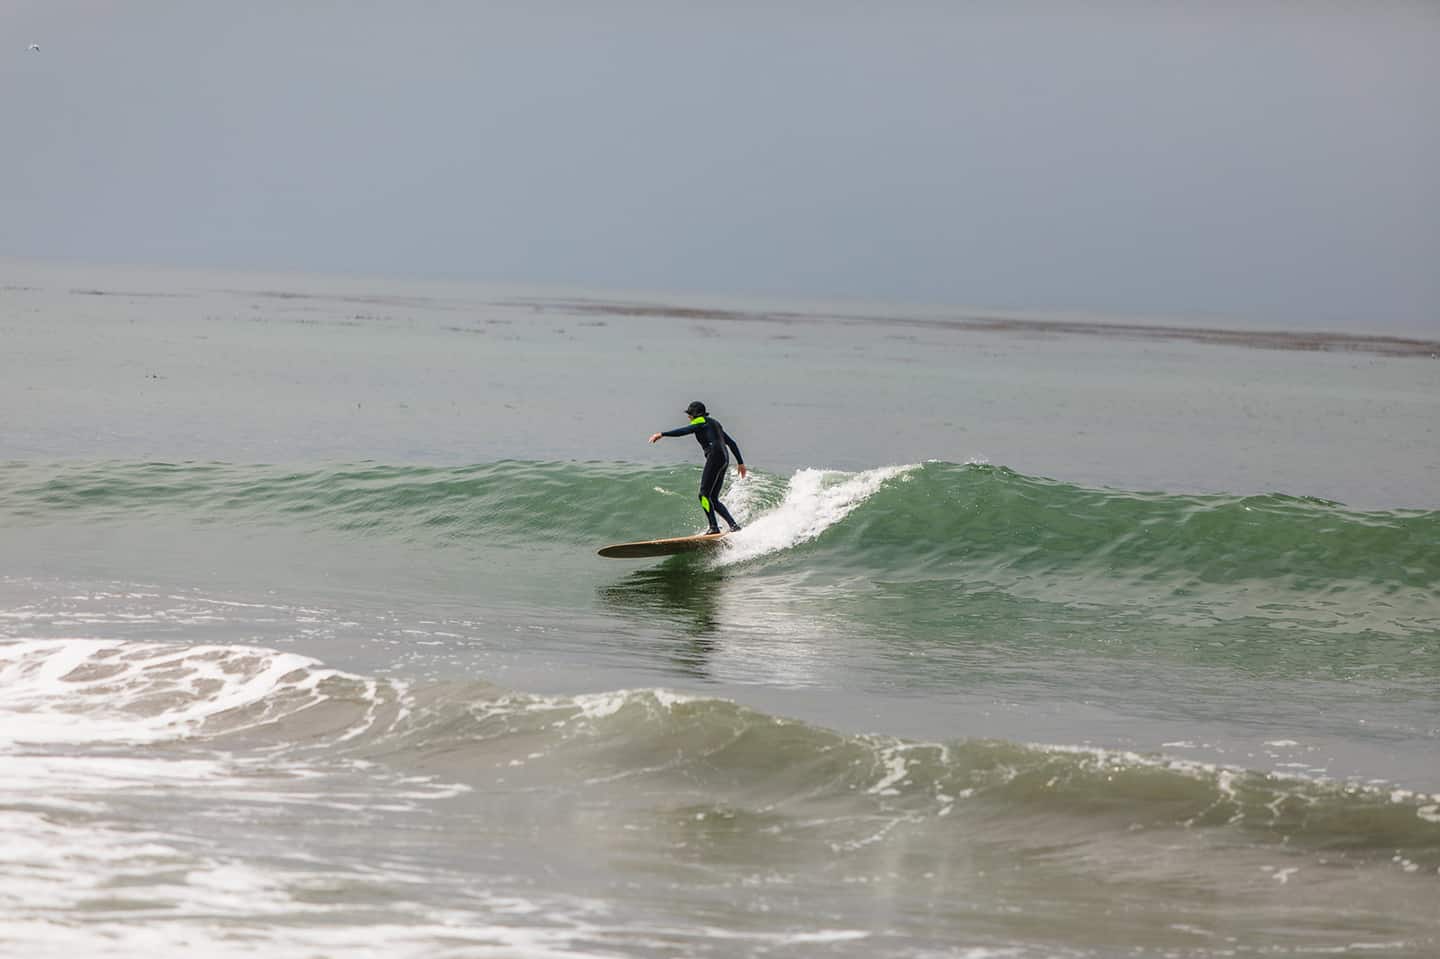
[1,262,1438,957]
[4,457,1437,640]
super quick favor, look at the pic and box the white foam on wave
[0,640,462,820]
[0,638,498,957]
[0,638,367,747]
[573,686,700,720]
[715,464,918,565]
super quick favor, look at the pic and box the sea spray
[716,465,919,565]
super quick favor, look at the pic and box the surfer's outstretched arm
[650,421,704,443]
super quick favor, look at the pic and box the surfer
[649,401,747,535]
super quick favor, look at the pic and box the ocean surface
[2,258,1438,958]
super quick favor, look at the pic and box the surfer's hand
[737,464,748,479]
[649,433,662,443]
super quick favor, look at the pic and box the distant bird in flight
[28,43,40,52]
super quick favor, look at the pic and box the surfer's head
[684,401,707,418]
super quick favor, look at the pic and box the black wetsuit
[660,415,744,532]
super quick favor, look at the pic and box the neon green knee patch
[700,495,711,511]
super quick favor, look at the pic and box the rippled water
[2,260,1437,956]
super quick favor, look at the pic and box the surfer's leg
[712,498,740,532]
[698,456,724,532]
[700,454,740,532]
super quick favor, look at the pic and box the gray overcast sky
[4,2,1437,331]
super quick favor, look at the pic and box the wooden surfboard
[597,531,729,558]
